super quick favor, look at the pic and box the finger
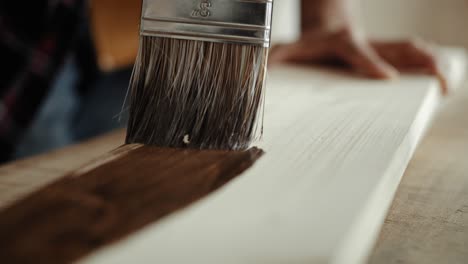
[268,40,333,65]
[335,40,398,79]
[372,40,434,69]
[372,40,448,94]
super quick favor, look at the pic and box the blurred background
[273,0,468,48]
[0,0,467,163]
[363,0,468,49]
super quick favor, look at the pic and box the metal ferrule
[140,0,273,47]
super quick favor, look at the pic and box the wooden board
[0,131,124,210]
[0,49,465,264]
[369,68,468,263]
[0,145,263,264]
[76,50,464,264]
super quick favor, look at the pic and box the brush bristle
[125,36,268,150]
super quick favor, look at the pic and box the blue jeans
[15,59,131,159]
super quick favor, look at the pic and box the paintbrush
[125,0,273,150]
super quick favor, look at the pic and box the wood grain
[0,130,125,210]
[0,145,262,264]
[83,49,465,264]
[0,49,464,264]
[369,76,468,263]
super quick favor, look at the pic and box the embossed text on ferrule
[192,0,212,17]
[141,0,273,47]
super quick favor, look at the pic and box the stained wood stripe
[0,145,263,264]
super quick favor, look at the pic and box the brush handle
[140,0,274,47]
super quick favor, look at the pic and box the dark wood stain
[0,145,263,264]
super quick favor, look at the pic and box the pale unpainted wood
[0,130,124,210]
[369,75,468,263]
[81,49,466,264]
[0,145,263,264]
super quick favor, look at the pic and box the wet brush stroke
[0,145,263,264]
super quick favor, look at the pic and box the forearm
[301,0,354,32]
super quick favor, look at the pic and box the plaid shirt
[0,0,85,161]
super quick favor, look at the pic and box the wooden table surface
[0,79,467,263]
[369,78,468,263]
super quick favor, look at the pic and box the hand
[372,40,447,94]
[269,0,448,94]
